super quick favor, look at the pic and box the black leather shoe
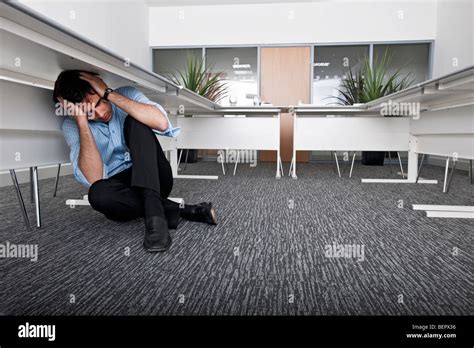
[143,216,172,252]
[180,202,217,225]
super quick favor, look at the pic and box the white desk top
[365,66,474,112]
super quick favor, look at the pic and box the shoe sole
[144,238,172,252]
[210,208,217,225]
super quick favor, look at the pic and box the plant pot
[361,151,385,166]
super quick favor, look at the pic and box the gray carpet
[0,161,472,315]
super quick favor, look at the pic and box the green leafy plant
[332,49,414,106]
[330,50,416,165]
[331,67,365,105]
[362,50,414,102]
[167,54,229,103]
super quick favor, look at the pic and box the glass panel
[205,47,258,106]
[313,45,369,105]
[152,48,202,78]
[373,43,430,84]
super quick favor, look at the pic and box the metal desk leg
[333,152,341,178]
[10,169,31,230]
[183,149,189,171]
[177,149,183,169]
[53,163,61,197]
[29,167,34,203]
[349,152,356,178]
[276,152,282,179]
[415,154,425,183]
[233,150,240,176]
[331,151,336,173]
[32,166,41,228]
[442,157,450,192]
[219,152,226,175]
[469,159,472,185]
[290,156,297,179]
[387,151,392,174]
[397,152,405,178]
[169,148,178,178]
[177,149,189,171]
[444,158,457,194]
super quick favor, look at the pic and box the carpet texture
[0,161,472,315]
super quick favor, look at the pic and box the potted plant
[331,67,365,106]
[333,50,414,165]
[167,55,229,162]
[167,54,229,103]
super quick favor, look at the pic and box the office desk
[176,107,283,179]
[366,66,474,218]
[291,65,473,192]
[365,66,473,182]
[289,106,425,181]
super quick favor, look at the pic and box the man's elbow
[78,164,103,186]
[154,114,169,132]
[87,176,103,186]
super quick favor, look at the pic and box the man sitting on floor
[54,70,217,252]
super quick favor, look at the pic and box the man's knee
[88,179,112,212]
[124,115,157,147]
[124,115,152,135]
[88,179,142,221]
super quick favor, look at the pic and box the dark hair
[53,70,98,103]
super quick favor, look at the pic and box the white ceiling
[146,0,325,7]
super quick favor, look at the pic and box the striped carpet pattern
[0,161,472,315]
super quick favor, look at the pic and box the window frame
[150,40,433,105]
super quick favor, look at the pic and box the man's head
[53,70,113,122]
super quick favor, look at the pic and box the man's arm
[107,91,169,131]
[61,98,104,185]
[76,116,104,184]
[80,72,169,131]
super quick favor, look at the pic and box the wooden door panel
[260,47,310,162]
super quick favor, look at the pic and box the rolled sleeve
[118,86,181,138]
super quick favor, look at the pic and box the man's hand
[79,72,108,98]
[58,97,92,123]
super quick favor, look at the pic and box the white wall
[432,0,473,78]
[19,0,151,69]
[149,1,437,47]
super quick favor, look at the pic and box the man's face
[82,91,113,123]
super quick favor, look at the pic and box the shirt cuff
[151,103,181,138]
[153,126,181,138]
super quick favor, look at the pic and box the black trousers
[88,116,179,221]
